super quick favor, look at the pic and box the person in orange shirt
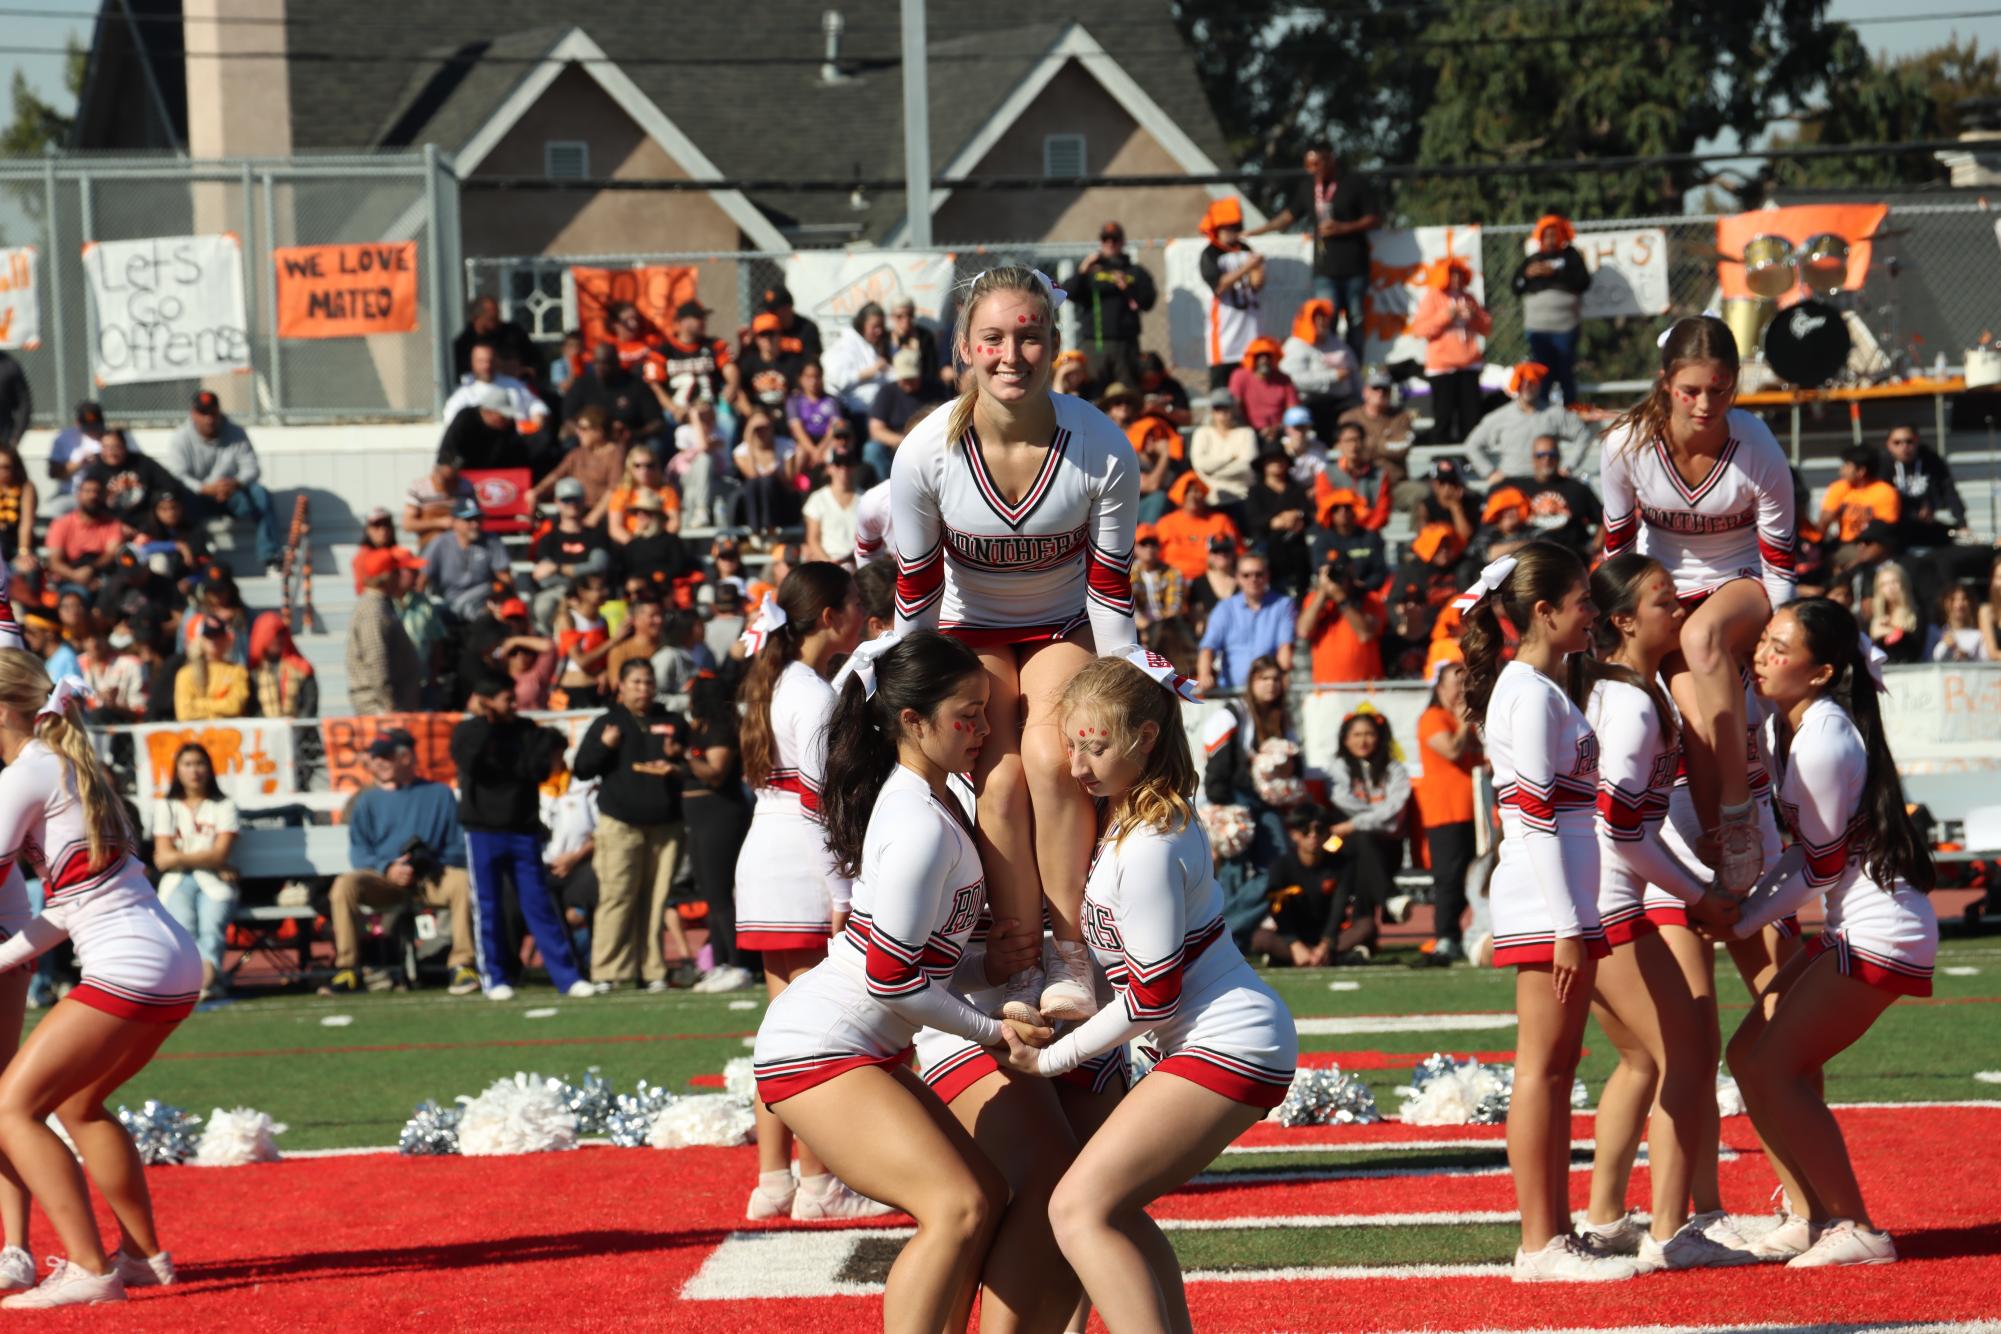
[1818,446,1901,547]
[1405,257,1491,445]
[1151,473,1239,581]
[1413,660,1481,962]
[1299,553,1385,684]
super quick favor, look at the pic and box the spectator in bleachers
[1245,451,1312,598]
[0,445,33,564]
[453,673,593,1000]
[1257,141,1380,360]
[504,635,561,711]
[671,400,733,528]
[79,627,146,723]
[1931,582,1989,662]
[167,389,284,571]
[1869,562,1925,665]
[174,616,250,721]
[1191,392,1259,514]
[1828,518,1898,608]
[1465,363,1597,483]
[1880,423,1966,546]
[1138,350,1193,424]
[548,329,585,393]
[1279,408,1329,489]
[825,302,893,420]
[732,412,801,540]
[404,454,477,551]
[735,312,804,421]
[55,584,92,648]
[528,483,614,627]
[656,300,740,428]
[530,406,625,511]
[454,294,542,383]
[1511,215,1592,408]
[707,539,750,601]
[1468,485,1534,567]
[801,445,862,565]
[153,742,239,1001]
[651,611,712,695]
[438,382,529,473]
[1203,653,1301,812]
[620,489,694,597]
[1413,660,1479,961]
[1052,348,1093,399]
[865,347,938,482]
[1319,423,1395,532]
[347,556,423,715]
[249,611,317,719]
[757,283,823,365]
[544,771,599,970]
[21,607,78,684]
[43,475,124,594]
[87,429,174,524]
[459,594,549,699]
[606,592,667,686]
[886,295,951,395]
[1339,366,1417,466]
[1155,474,1238,583]
[41,400,105,517]
[1072,221,1156,388]
[1414,458,1479,546]
[1311,488,1388,589]
[1327,710,1415,924]
[595,444,680,544]
[190,566,251,666]
[421,497,515,621]
[1820,446,1902,557]
[128,491,205,601]
[606,301,663,369]
[326,731,479,997]
[1518,435,1602,550]
[574,659,690,992]
[132,609,179,722]
[1391,523,1467,618]
[1199,196,1264,389]
[784,361,844,463]
[705,583,748,664]
[1185,532,1242,636]
[350,507,401,590]
[444,338,550,438]
[1406,257,1490,445]
[553,573,614,708]
[1300,552,1385,685]
[563,342,668,450]
[1281,299,1359,441]
[683,675,754,992]
[1228,337,1299,440]
[1197,551,1295,692]
[1131,530,1195,669]
[1254,805,1373,967]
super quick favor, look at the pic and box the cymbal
[1708,248,1746,264]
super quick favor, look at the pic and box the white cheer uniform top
[1486,660,1604,956]
[732,660,851,946]
[1587,678,1709,927]
[852,478,894,567]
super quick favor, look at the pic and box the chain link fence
[0,151,462,427]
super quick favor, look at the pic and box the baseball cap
[553,477,587,502]
[498,596,529,619]
[469,382,517,418]
[890,295,917,314]
[1135,527,1160,546]
[1431,459,1464,483]
[364,506,393,525]
[891,347,923,379]
[1100,220,1125,241]
[1204,389,1234,409]
[673,299,710,321]
[75,401,104,427]
[751,312,782,335]
[365,731,416,760]
[760,283,795,311]
[626,487,664,514]
[191,389,222,414]
[1362,365,1395,390]
[452,496,484,521]
[713,582,743,605]
[1206,533,1237,553]
[1282,405,1313,428]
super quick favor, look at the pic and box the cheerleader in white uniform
[754,630,1047,1332]
[1575,554,1757,1271]
[0,659,199,1308]
[893,266,1139,1025]
[731,563,884,1223]
[1456,542,1635,1282]
[1724,598,1938,1268]
[1600,315,1795,894]
[993,649,1296,1331]
[852,477,893,567]
[0,590,38,1291]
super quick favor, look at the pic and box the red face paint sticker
[1018,314,1029,324]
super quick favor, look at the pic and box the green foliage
[0,34,84,158]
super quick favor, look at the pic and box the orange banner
[320,713,464,794]
[274,242,419,339]
[1715,204,1888,302]
[572,265,698,352]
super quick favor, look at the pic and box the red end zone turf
[13,1105,1999,1332]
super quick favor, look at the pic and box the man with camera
[1300,553,1386,685]
[323,731,478,997]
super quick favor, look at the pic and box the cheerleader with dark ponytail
[1724,597,1937,1269]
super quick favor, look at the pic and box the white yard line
[1294,1013,1516,1035]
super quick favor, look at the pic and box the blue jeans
[862,440,895,488]
[1314,273,1371,363]
[193,481,283,566]
[160,871,235,976]
[1527,329,1580,408]
[463,830,583,993]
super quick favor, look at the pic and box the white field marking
[1226,1137,1596,1156]
[727,999,759,1010]
[1294,1013,1515,1035]
[319,1015,353,1027]
[1974,1072,2001,1085]
[1187,1262,1505,1283]
[523,1007,559,1019]
[1943,965,1980,976]
[1328,980,1361,991]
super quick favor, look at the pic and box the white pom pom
[1715,1072,1746,1119]
[1397,1063,1509,1125]
[723,1058,756,1103]
[194,1107,287,1166]
[456,1073,580,1156]
[648,1094,755,1148]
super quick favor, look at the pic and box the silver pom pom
[557,1070,616,1137]
[116,1100,201,1165]
[604,1080,677,1148]
[1271,1066,1383,1127]
[398,1099,463,1155]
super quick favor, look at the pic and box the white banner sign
[82,233,250,386]
[784,250,957,351]
[1523,227,1670,319]
[0,247,39,350]
[96,719,298,825]
[1163,234,1312,372]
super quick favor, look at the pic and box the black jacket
[1880,444,1964,528]
[1073,254,1158,346]
[450,714,565,833]
[571,702,687,827]
[438,406,528,472]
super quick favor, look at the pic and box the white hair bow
[37,675,93,723]
[1658,308,1723,349]
[972,268,1068,311]
[1856,631,1889,694]
[1449,555,1519,614]
[1113,643,1201,702]
[832,630,903,700]
[737,594,789,656]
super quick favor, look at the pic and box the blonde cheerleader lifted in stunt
[1456,542,1636,1282]
[0,656,200,1307]
[1600,316,1795,894]
[1725,598,1938,1268]
[893,266,1139,1025]
[997,648,1297,1331]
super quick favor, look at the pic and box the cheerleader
[1600,315,1795,893]
[995,648,1297,1329]
[0,660,199,1307]
[0,591,35,1292]
[1456,541,1633,1282]
[753,630,1042,1331]
[1575,554,1755,1270]
[732,563,884,1222]
[893,265,1139,1025]
[1725,598,1938,1267]
[852,477,893,567]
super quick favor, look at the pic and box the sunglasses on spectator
[632,459,659,470]
[1238,568,1270,580]
[1533,451,1560,461]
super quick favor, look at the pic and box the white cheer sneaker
[1513,1235,1641,1283]
[0,1246,33,1290]
[1750,1213,1816,1262]
[791,1177,897,1221]
[1038,941,1099,1022]
[1788,1219,1897,1268]
[114,1248,175,1288]
[1574,1211,1645,1257]
[0,1258,125,1309]
[1000,965,1046,1026]
[1641,1218,1764,1271]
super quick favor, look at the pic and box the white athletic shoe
[1512,1235,1641,1283]
[0,1258,125,1309]
[1384,893,1414,924]
[1574,1211,1646,1257]
[565,980,599,999]
[744,1181,796,1221]
[1787,1219,1896,1268]
[1469,930,1495,969]
[692,965,757,994]
[1000,965,1046,1026]
[643,979,672,994]
[792,1178,897,1221]
[1750,1213,1815,1262]
[1642,1219,1764,1271]
[0,1247,34,1290]
[1689,1209,1764,1258]
[1039,940,1098,1022]
[485,983,516,1002]
[113,1248,175,1288]
[1716,801,1765,895]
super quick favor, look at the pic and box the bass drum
[1763,299,1851,387]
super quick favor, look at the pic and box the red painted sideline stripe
[157,1031,755,1062]
[1300,1049,1520,1071]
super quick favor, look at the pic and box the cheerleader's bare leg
[969,647,1042,1020]
[1665,581,1769,889]
[775,1064,1006,1334]
[1584,981,1657,1226]
[1051,1079,1127,1334]
[1510,958,1596,1252]
[0,968,29,1249]
[1017,638,1099,1020]
[1656,923,1726,1214]
[754,951,831,1182]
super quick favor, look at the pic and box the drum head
[1799,232,1851,298]
[1743,234,1797,299]
[1763,300,1851,386]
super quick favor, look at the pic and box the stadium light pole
[900,0,932,249]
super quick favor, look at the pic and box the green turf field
[76,936,2001,1152]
